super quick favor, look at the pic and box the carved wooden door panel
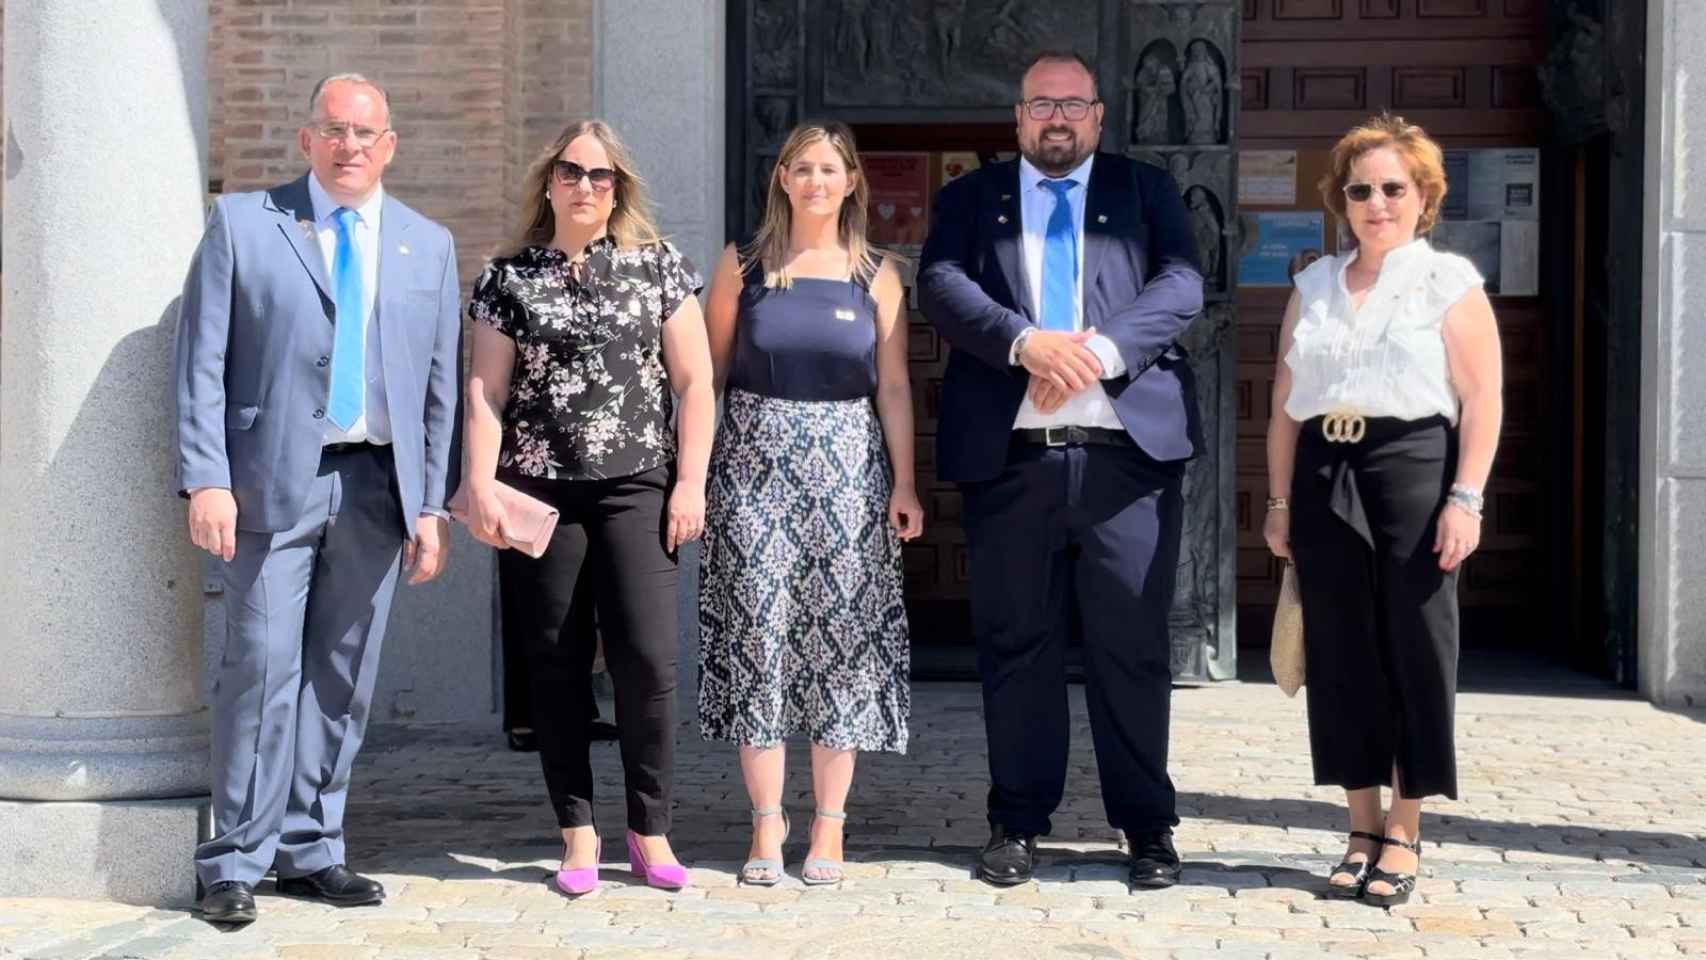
[1236,0,1551,642]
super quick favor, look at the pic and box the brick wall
[208,0,594,287]
[6,0,597,326]
[506,0,596,240]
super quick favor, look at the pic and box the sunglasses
[1343,180,1410,203]
[553,160,618,193]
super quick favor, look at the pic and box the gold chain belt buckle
[1321,411,1367,443]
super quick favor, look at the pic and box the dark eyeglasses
[1022,97,1099,121]
[1343,180,1410,203]
[553,160,618,193]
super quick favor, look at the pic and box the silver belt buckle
[1043,426,1070,447]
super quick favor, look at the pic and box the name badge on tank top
[834,308,856,322]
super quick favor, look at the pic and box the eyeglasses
[1343,180,1410,203]
[312,122,389,149]
[553,160,618,193]
[1022,97,1099,121]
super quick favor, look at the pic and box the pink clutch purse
[447,482,560,559]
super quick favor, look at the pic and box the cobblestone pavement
[5,680,1705,959]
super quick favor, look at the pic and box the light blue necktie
[326,207,365,430]
[1040,179,1079,332]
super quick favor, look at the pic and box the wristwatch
[1010,327,1038,366]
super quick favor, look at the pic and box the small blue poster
[1238,211,1325,287]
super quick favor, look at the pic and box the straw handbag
[1270,562,1306,697]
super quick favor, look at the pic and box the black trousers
[502,566,601,734]
[1290,415,1460,801]
[498,465,679,834]
[960,441,1185,837]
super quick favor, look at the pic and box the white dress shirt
[1284,237,1482,425]
[1011,154,1128,430]
[307,173,392,446]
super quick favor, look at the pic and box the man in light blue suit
[174,73,462,924]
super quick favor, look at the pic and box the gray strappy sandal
[740,806,789,886]
[801,808,847,886]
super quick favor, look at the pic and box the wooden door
[1236,0,1553,644]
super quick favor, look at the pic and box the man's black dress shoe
[587,719,620,742]
[198,880,256,924]
[1127,829,1183,889]
[507,729,538,752]
[977,825,1037,886]
[276,864,386,906]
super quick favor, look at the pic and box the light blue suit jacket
[174,174,463,535]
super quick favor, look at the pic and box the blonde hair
[740,121,882,289]
[500,120,662,257]
[1319,112,1449,239]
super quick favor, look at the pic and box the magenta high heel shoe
[554,838,600,896]
[626,830,688,890]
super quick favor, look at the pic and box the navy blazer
[918,153,1205,483]
[174,175,463,535]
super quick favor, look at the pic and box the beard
[1021,126,1090,176]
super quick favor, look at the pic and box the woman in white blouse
[1263,114,1503,907]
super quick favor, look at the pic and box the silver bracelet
[1446,484,1484,518]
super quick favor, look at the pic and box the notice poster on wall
[1238,150,1299,206]
[862,152,931,249]
[1465,149,1540,221]
[940,152,981,184]
[1238,211,1325,287]
[1429,221,1504,294]
[1433,148,1541,296]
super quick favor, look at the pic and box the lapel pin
[1097,214,1108,224]
[997,214,1009,224]
[398,243,411,255]
[297,219,315,239]
[1000,194,1012,202]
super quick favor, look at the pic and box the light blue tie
[1040,179,1079,332]
[326,207,365,430]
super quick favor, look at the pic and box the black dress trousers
[498,465,680,834]
[960,440,1185,837]
[1289,414,1461,801]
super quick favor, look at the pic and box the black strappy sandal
[1363,834,1422,907]
[1325,830,1383,899]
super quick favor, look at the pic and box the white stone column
[0,0,211,903]
[1640,0,1706,706]
[594,0,726,713]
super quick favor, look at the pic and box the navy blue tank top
[726,264,878,402]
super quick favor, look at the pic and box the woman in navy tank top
[698,122,921,887]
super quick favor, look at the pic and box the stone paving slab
[3,682,1704,959]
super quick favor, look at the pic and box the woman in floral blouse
[459,120,715,895]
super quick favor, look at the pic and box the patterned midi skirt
[697,388,911,753]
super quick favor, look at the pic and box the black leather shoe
[198,880,256,924]
[587,720,620,742]
[276,864,385,906]
[1127,830,1183,889]
[977,825,1037,886]
[507,729,537,752]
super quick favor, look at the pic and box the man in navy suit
[918,50,1204,890]
[175,74,462,923]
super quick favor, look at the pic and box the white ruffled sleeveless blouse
[1283,237,1483,425]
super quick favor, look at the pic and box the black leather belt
[321,441,387,456]
[1013,426,1133,447]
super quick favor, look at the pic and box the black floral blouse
[470,238,702,481]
